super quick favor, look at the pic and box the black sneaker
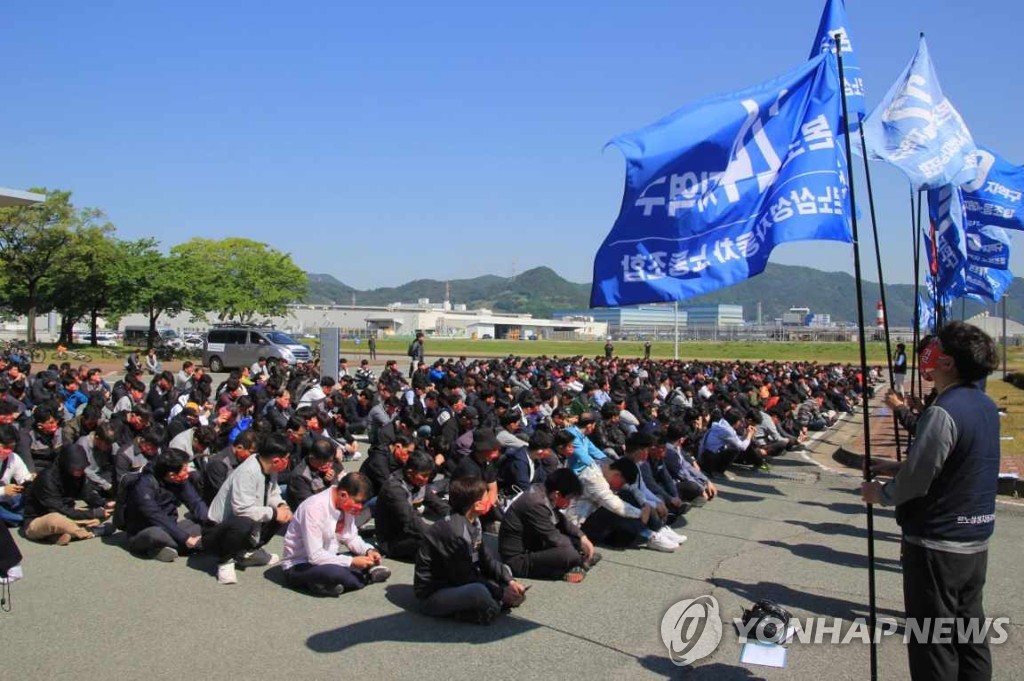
[308,583,345,597]
[236,548,279,568]
[584,552,603,571]
[89,523,116,538]
[365,565,392,585]
[152,546,178,563]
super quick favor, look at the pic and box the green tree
[171,237,307,322]
[0,189,90,342]
[129,245,201,350]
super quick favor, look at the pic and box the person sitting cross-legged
[414,476,527,624]
[21,445,115,545]
[281,471,391,597]
[498,468,600,583]
[122,448,207,562]
[204,432,294,584]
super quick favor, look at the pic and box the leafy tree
[0,189,94,343]
[171,237,307,322]
[46,225,124,344]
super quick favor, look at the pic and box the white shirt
[281,488,373,570]
[0,453,31,498]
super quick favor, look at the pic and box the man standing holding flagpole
[863,322,1000,681]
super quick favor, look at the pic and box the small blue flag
[965,264,1013,303]
[862,36,978,190]
[926,185,968,301]
[962,146,1024,232]
[916,292,935,334]
[590,53,850,308]
[964,223,1011,270]
[809,0,865,132]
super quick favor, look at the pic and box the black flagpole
[836,35,878,681]
[910,188,921,405]
[915,191,926,399]
[857,122,904,464]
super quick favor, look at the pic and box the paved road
[4,448,1022,680]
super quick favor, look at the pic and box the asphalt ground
[4,441,1023,680]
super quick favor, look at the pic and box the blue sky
[3,1,1022,291]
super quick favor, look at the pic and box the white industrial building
[117,302,608,341]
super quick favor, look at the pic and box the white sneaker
[346,451,363,461]
[266,553,281,568]
[217,560,238,585]
[644,531,677,553]
[663,527,688,544]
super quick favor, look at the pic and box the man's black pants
[902,540,991,681]
[203,516,280,562]
[581,507,645,547]
[504,541,583,580]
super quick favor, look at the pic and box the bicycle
[54,345,93,363]
[3,340,45,364]
[99,345,124,359]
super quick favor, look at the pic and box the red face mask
[314,460,334,475]
[476,495,494,516]
[919,339,948,380]
[272,456,290,474]
[553,493,571,511]
[167,470,190,484]
[337,494,363,516]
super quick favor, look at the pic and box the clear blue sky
[3,1,1022,291]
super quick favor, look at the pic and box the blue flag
[809,0,865,132]
[964,223,1011,270]
[862,36,978,190]
[962,146,1024,232]
[926,185,968,301]
[965,264,1013,303]
[590,54,851,308]
[916,292,935,334]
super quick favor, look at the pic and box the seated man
[114,426,165,483]
[498,430,552,502]
[17,405,63,474]
[205,432,294,585]
[453,429,502,530]
[287,437,343,509]
[567,457,675,552]
[203,430,260,505]
[0,425,33,527]
[74,421,121,497]
[281,471,391,597]
[660,424,717,505]
[414,477,527,624]
[122,449,207,562]
[360,434,414,499]
[498,469,599,583]
[373,450,450,561]
[22,446,114,544]
[698,410,755,478]
[620,432,687,546]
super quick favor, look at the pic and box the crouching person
[204,432,294,584]
[499,469,600,583]
[415,477,527,624]
[122,449,207,562]
[281,472,391,597]
[22,446,114,545]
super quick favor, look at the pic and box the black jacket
[498,485,581,562]
[373,471,449,548]
[202,446,245,505]
[414,514,511,599]
[359,449,402,497]
[23,447,107,523]
[286,459,341,509]
[124,469,208,548]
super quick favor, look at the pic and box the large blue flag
[809,0,865,132]
[590,53,851,308]
[926,184,968,301]
[962,146,1024,232]
[862,36,978,190]
[965,264,1013,303]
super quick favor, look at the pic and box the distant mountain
[304,264,1023,325]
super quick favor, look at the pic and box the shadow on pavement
[306,584,540,652]
[712,578,903,622]
[715,479,784,497]
[758,540,901,573]
[783,519,901,544]
[714,490,764,504]
[799,500,895,518]
[637,656,767,680]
